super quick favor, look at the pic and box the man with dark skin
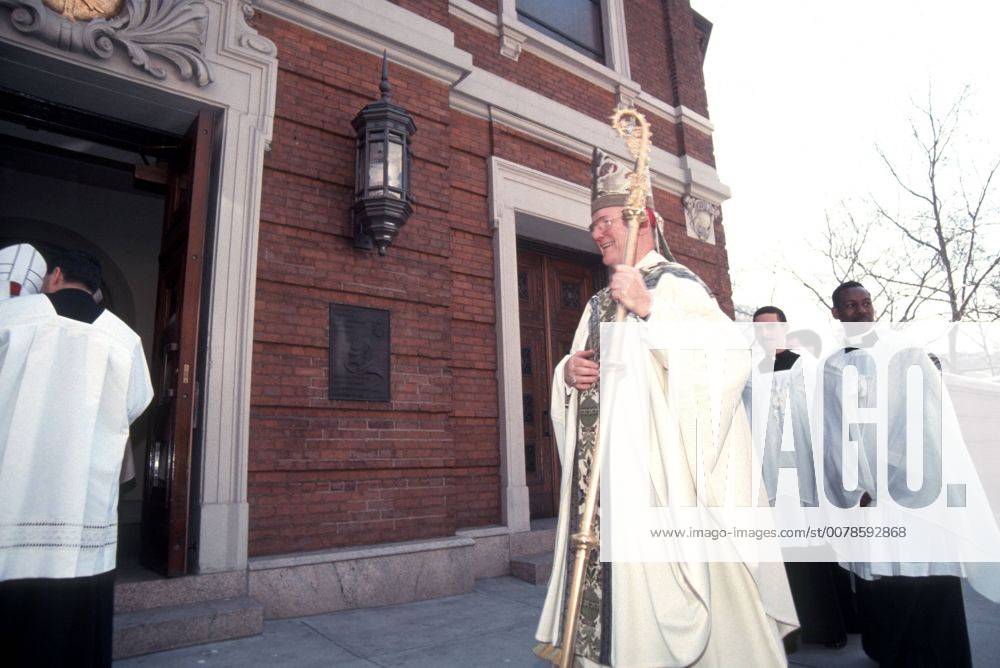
[830,281,874,324]
[826,280,971,667]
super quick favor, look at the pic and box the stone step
[510,551,553,586]
[113,596,263,659]
[510,518,558,558]
[115,570,247,613]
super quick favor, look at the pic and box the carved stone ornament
[499,22,526,61]
[682,195,720,245]
[1,0,214,86]
[238,2,275,56]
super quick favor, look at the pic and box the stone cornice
[452,69,730,204]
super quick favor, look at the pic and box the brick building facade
[247,0,732,557]
[0,0,732,655]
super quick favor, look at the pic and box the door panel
[517,242,602,518]
[520,325,554,518]
[141,109,214,576]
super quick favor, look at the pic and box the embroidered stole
[561,260,693,664]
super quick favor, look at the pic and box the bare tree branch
[790,85,998,322]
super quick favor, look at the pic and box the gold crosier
[556,108,652,668]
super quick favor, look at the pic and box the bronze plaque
[328,303,391,402]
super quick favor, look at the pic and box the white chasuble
[0,294,153,580]
[536,252,798,667]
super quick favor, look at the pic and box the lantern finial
[379,51,391,100]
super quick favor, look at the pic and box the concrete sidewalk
[118,576,1000,667]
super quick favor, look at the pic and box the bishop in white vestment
[535,150,798,667]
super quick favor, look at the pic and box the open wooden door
[141,110,214,576]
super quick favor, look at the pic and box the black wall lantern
[352,52,417,255]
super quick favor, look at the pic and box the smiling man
[534,149,798,667]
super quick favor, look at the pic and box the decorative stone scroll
[1,0,214,86]
[682,194,720,245]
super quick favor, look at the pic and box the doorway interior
[0,87,213,579]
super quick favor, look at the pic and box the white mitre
[0,243,47,300]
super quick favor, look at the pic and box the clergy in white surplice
[745,306,849,649]
[0,249,153,668]
[820,280,1000,668]
[534,150,798,667]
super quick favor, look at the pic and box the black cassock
[0,570,115,668]
[856,574,970,667]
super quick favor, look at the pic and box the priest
[535,149,798,667]
[0,249,153,667]
[748,305,849,650]
[821,280,999,667]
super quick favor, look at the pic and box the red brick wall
[625,0,674,105]
[448,5,711,162]
[450,19,617,127]
[624,0,716,165]
[249,14,502,556]
[663,0,710,117]
[680,125,716,166]
[247,4,734,556]
[387,0,450,25]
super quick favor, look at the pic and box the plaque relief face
[43,0,124,21]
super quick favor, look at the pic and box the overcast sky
[690,0,1000,322]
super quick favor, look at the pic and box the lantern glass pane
[388,139,403,190]
[368,135,385,190]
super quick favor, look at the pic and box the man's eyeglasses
[589,215,624,234]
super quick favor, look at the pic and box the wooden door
[517,242,602,518]
[141,110,214,576]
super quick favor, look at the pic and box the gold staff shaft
[557,206,642,668]
[557,108,651,668]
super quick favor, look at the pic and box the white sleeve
[127,339,154,424]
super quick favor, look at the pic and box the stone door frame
[488,156,594,533]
